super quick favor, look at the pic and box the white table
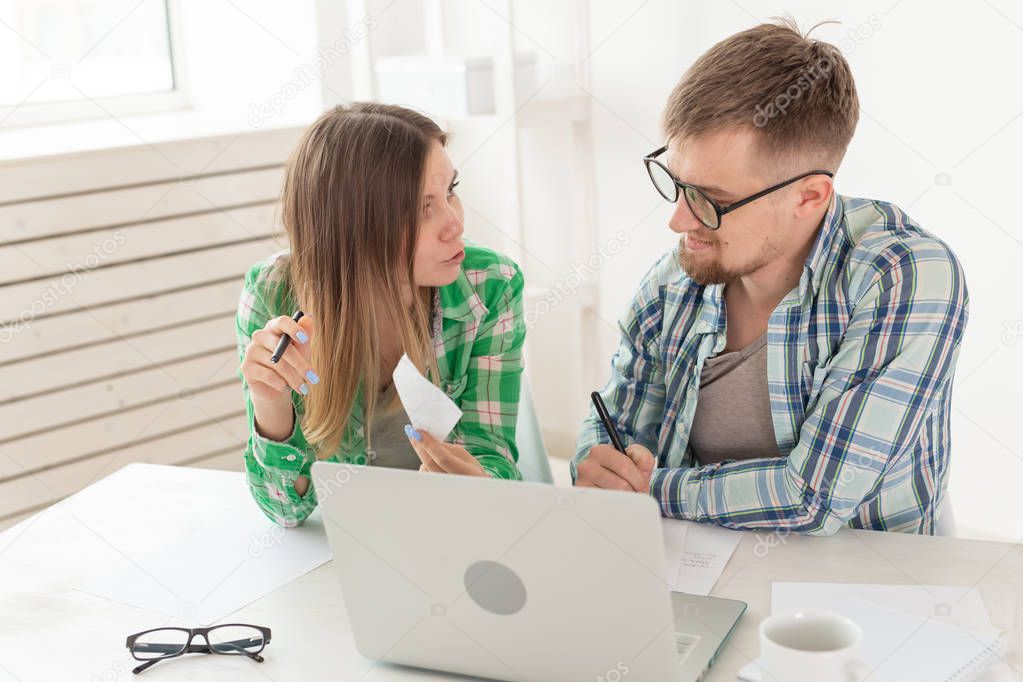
[1,464,1020,681]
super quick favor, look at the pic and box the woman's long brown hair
[274,103,447,458]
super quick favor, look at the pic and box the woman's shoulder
[439,245,523,320]
[460,244,523,291]
[242,250,294,311]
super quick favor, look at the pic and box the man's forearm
[650,458,848,536]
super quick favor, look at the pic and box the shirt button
[286,454,297,462]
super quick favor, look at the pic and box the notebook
[738,583,1008,682]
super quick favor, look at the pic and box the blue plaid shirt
[573,193,969,535]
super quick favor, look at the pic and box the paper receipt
[392,354,463,441]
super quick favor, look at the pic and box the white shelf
[515,95,590,128]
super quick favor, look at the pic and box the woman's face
[413,141,465,287]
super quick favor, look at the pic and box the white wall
[8,0,1017,541]
[582,0,1023,542]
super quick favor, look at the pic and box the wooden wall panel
[0,127,301,531]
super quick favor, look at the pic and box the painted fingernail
[305,370,319,384]
[296,331,309,344]
[404,424,422,442]
[298,383,309,395]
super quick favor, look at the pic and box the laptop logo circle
[463,560,527,615]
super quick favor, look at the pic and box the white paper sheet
[72,464,331,625]
[392,353,462,440]
[772,582,995,631]
[661,519,741,595]
[738,583,1010,682]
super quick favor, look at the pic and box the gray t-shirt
[687,331,781,465]
[366,382,421,469]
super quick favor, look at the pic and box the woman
[236,103,525,528]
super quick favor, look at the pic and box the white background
[3,0,1021,543]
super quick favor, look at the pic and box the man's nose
[667,198,704,234]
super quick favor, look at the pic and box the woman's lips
[444,249,465,263]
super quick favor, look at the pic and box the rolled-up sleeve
[236,261,319,527]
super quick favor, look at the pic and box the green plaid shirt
[236,245,525,527]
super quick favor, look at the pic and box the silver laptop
[311,462,745,681]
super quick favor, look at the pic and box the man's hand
[575,443,655,492]
[406,426,488,477]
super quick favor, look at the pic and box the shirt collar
[437,267,489,324]
[801,191,845,297]
[670,248,724,335]
[696,282,726,334]
[686,191,844,333]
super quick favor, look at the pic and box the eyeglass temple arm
[130,641,266,675]
[644,145,668,159]
[208,638,265,657]
[720,170,834,216]
[132,637,262,654]
[132,659,160,675]
[130,642,216,657]
[130,645,215,676]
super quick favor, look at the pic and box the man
[572,19,968,535]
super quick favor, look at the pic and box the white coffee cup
[758,611,870,682]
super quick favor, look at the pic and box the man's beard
[677,238,736,285]
[677,237,771,285]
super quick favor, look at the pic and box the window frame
[0,0,189,129]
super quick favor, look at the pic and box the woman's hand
[241,313,317,444]
[404,426,488,477]
[241,313,317,404]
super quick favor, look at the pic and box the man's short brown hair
[662,17,859,173]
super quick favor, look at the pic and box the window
[0,0,184,128]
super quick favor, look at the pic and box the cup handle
[843,658,872,682]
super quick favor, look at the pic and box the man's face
[665,128,788,285]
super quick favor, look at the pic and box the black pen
[590,391,628,455]
[270,310,305,364]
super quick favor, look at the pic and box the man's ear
[793,174,833,219]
